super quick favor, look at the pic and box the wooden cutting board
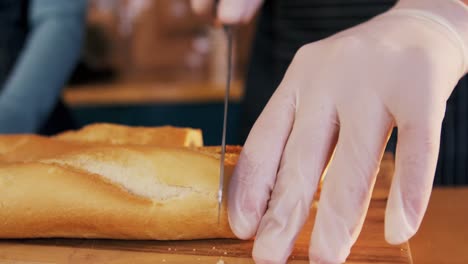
[0,154,411,263]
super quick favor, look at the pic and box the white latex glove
[227,0,468,263]
[190,0,263,24]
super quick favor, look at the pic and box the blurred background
[65,0,255,145]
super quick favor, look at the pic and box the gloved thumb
[191,0,263,24]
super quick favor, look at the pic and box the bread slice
[54,123,203,147]
[0,135,240,240]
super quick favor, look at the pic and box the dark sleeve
[0,0,86,134]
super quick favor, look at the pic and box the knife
[215,2,233,224]
[218,26,232,224]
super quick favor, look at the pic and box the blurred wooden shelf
[63,81,244,107]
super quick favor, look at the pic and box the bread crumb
[168,247,171,251]
[162,259,166,262]
[223,251,227,255]
[216,260,224,264]
[193,248,196,251]
[212,246,216,250]
[174,248,177,251]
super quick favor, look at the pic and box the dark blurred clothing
[0,0,28,85]
[0,0,86,135]
[241,0,468,185]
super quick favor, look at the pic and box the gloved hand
[227,0,468,263]
[190,0,263,24]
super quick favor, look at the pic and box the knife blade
[217,25,233,224]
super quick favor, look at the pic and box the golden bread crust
[0,125,239,240]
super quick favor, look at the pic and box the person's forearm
[0,0,86,133]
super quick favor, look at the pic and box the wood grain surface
[410,187,468,264]
[0,154,412,263]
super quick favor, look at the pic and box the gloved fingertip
[253,245,289,264]
[228,202,258,239]
[190,0,212,15]
[385,227,415,245]
[218,0,243,24]
[384,208,417,245]
[309,254,338,264]
[385,185,418,245]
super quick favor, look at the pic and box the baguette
[0,135,240,240]
[0,135,94,162]
[0,124,203,162]
[54,123,204,147]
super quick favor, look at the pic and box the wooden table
[0,154,411,263]
[410,187,468,264]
